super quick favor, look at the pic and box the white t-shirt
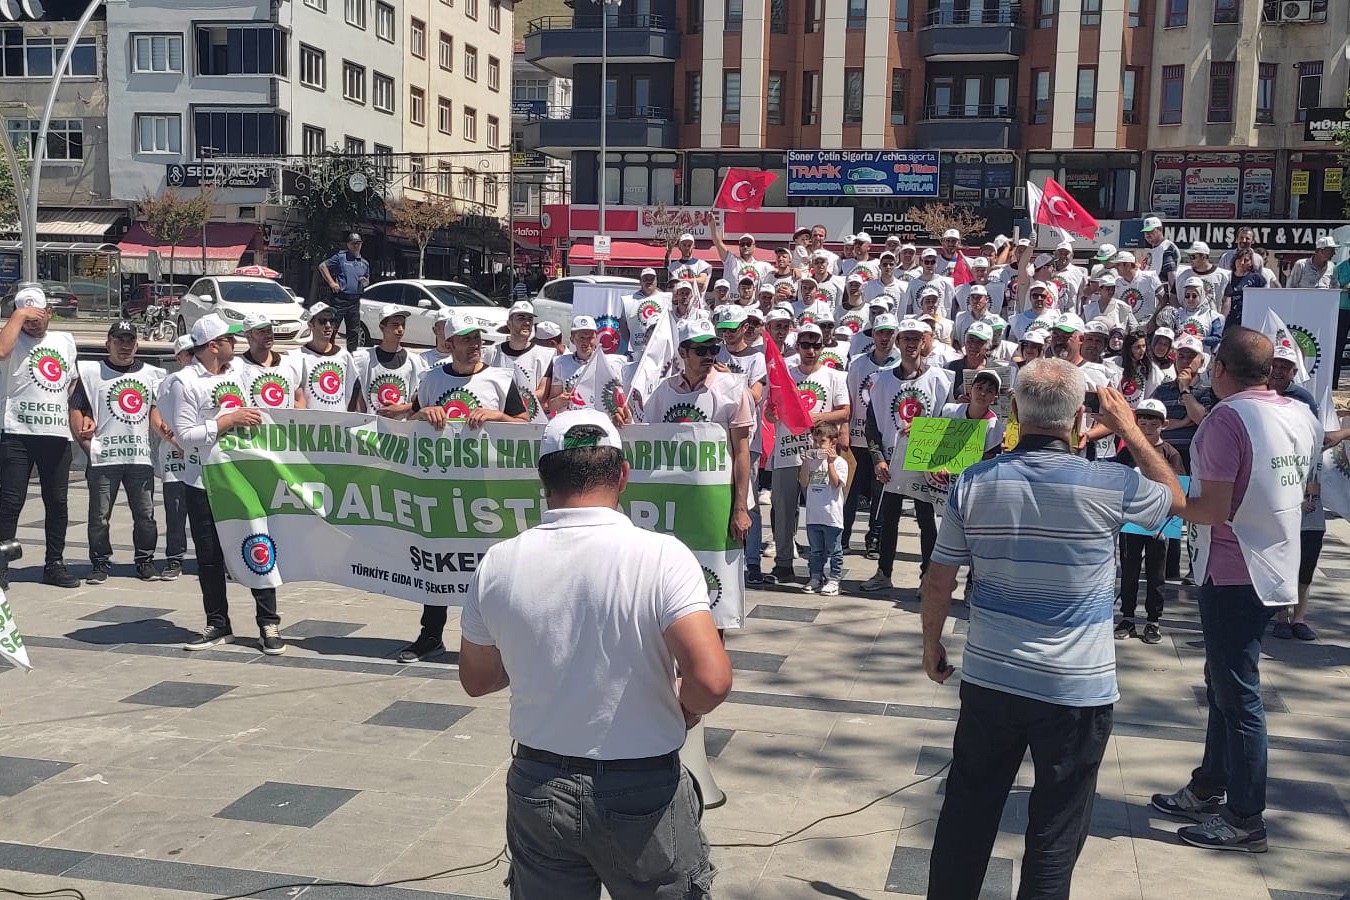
[642,369,753,428]
[1114,270,1163,320]
[165,360,248,489]
[461,506,710,759]
[293,345,356,410]
[239,351,305,410]
[803,455,848,527]
[623,290,670,357]
[354,347,426,413]
[487,342,555,422]
[667,256,712,285]
[417,362,519,420]
[722,253,773,287]
[846,350,901,447]
[1010,308,1057,341]
[906,275,957,318]
[1048,265,1088,311]
[75,360,166,468]
[862,277,909,308]
[1,329,78,438]
[771,364,848,469]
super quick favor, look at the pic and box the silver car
[532,275,640,336]
[357,280,510,348]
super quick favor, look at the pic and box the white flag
[567,351,628,416]
[1260,308,1309,384]
[0,593,33,671]
[573,284,629,355]
[627,308,677,410]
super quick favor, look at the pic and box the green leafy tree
[288,148,389,297]
[0,146,24,233]
[139,189,213,282]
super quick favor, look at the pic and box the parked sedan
[532,275,639,336]
[1,281,79,317]
[177,276,308,344]
[357,280,510,348]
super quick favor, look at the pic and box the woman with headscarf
[1175,275,1225,352]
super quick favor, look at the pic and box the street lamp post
[596,0,621,276]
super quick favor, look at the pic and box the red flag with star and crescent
[714,168,778,213]
[1034,177,1099,241]
[951,252,973,286]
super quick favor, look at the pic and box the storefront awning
[567,238,723,268]
[35,208,127,241]
[118,223,261,276]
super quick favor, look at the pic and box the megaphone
[680,718,726,810]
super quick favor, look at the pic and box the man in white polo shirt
[459,409,731,899]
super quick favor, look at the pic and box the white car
[178,276,309,344]
[357,280,510,348]
[533,275,639,335]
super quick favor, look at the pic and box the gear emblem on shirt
[107,378,150,425]
[1332,442,1350,480]
[662,402,708,424]
[437,387,482,421]
[27,346,69,392]
[212,382,245,410]
[599,378,627,416]
[819,349,846,370]
[250,373,293,408]
[241,532,277,575]
[638,299,663,324]
[521,388,542,421]
[369,373,408,408]
[1119,287,1144,310]
[1181,317,1205,337]
[892,386,929,427]
[702,567,723,609]
[309,362,346,402]
[839,312,866,334]
[1287,324,1321,376]
[796,379,826,411]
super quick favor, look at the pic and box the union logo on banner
[108,378,150,424]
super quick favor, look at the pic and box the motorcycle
[139,297,180,342]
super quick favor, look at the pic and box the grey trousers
[87,464,157,566]
[770,465,802,570]
[505,756,714,900]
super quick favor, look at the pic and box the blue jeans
[1191,581,1278,822]
[745,451,763,571]
[806,524,843,580]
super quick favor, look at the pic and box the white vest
[868,366,954,492]
[2,329,78,438]
[355,347,425,413]
[1190,395,1319,606]
[293,345,356,410]
[240,353,304,410]
[417,363,516,421]
[77,360,165,467]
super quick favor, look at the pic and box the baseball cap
[994,235,1010,249]
[303,301,337,322]
[805,301,835,324]
[347,232,363,243]
[540,409,623,459]
[447,313,486,337]
[843,234,855,245]
[868,297,895,312]
[1033,253,1054,269]
[673,281,695,294]
[968,283,989,297]
[508,300,536,317]
[869,313,899,332]
[1098,271,1119,288]
[987,314,1007,332]
[1179,276,1203,292]
[571,315,598,333]
[846,273,864,285]
[1152,327,1176,342]
[898,317,932,334]
[919,283,941,298]
[172,335,195,355]
[855,231,873,243]
[1084,319,1112,336]
[972,368,1002,391]
[1174,334,1204,354]
[1316,235,1338,250]
[1112,250,1136,265]
[757,284,776,296]
[190,313,242,347]
[738,274,757,285]
[901,242,917,252]
[811,250,830,262]
[714,305,749,329]
[879,250,897,261]
[1029,280,1053,295]
[1016,237,1032,248]
[1141,216,1163,232]
[745,306,766,322]
[1054,313,1085,333]
[972,256,989,268]
[765,307,793,323]
[714,278,731,291]
[679,318,718,344]
[1055,240,1075,252]
[107,320,137,339]
[1019,331,1046,346]
[1094,244,1118,261]
[942,228,961,240]
[14,286,46,309]
[1187,241,1211,257]
[1136,399,1167,419]
[379,303,410,323]
[739,232,756,242]
[796,322,824,339]
[535,321,562,340]
[966,321,994,343]
[920,247,938,259]
[1273,343,1300,363]
[798,274,818,286]
[640,267,657,277]
[242,311,274,331]
[678,232,695,243]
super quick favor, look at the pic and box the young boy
[799,422,848,595]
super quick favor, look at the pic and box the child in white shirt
[799,422,849,595]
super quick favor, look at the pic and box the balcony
[915,104,1021,149]
[524,15,681,78]
[520,105,679,156]
[918,6,1026,60]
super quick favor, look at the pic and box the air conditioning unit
[1279,1,1313,22]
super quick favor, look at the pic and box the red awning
[567,239,774,268]
[118,222,262,276]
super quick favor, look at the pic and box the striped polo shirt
[933,439,1171,707]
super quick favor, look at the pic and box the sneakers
[259,624,286,656]
[397,634,445,664]
[1291,622,1317,641]
[136,561,160,581]
[1178,813,1268,853]
[757,488,771,506]
[803,577,821,594]
[161,561,182,581]
[858,571,892,592]
[745,568,765,586]
[184,625,234,651]
[770,566,798,584]
[1151,785,1226,823]
[764,539,777,560]
[85,564,111,585]
[1271,621,1293,639]
[820,579,840,596]
[1114,618,1136,640]
[0,568,8,591]
[1141,622,1162,644]
[42,563,80,589]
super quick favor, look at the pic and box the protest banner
[1243,288,1341,401]
[1123,476,1191,539]
[0,593,32,671]
[902,417,988,474]
[204,412,746,627]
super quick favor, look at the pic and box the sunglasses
[687,344,719,357]
[739,241,754,247]
[796,341,823,350]
[1030,291,1048,299]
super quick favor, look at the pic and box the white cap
[1084,319,1112,336]
[1179,277,1203,292]
[1187,241,1211,257]
[1174,334,1204,353]
[968,283,989,297]
[302,301,335,322]
[987,314,1007,331]
[739,232,756,242]
[972,256,989,268]
[1141,216,1163,232]
[994,234,1010,248]
[535,321,562,340]
[447,313,486,336]
[869,313,900,332]
[843,234,856,245]
[640,267,658,277]
[796,322,824,339]
[1316,235,1338,250]
[738,273,757,284]
[678,232,695,243]
[13,285,46,309]
[868,296,895,310]
[1273,343,1300,364]
[571,315,598,333]
[897,317,932,334]
[847,273,864,285]
[886,235,902,245]
[1016,237,1032,248]
[854,231,873,243]
[942,228,961,240]
[803,300,835,324]
[190,313,242,347]
[172,335,196,355]
[919,284,941,298]
[1033,253,1054,269]
[901,242,917,252]
[757,283,776,296]
[765,307,794,323]
[1053,312,1085,333]
[714,278,732,290]
[1020,330,1046,346]
[508,300,536,317]
[1112,250,1137,265]
[678,318,718,344]
[1094,243,1118,261]
[715,305,749,329]
[966,321,994,343]
[379,303,410,323]
[673,281,695,294]
[540,409,623,458]
[920,247,939,259]
[1055,240,1075,251]
[1099,271,1119,288]
[1029,281,1053,295]
[879,250,897,261]
[745,306,766,322]
[1152,327,1176,342]
[798,274,818,287]
[1136,398,1168,418]
[242,311,274,331]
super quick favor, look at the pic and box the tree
[0,142,27,234]
[1336,88,1350,217]
[906,202,988,243]
[389,196,461,278]
[288,148,389,297]
[139,189,212,283]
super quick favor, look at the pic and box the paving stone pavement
[0,481,1348,899]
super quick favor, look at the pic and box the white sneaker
[758,488,772,506]
[764,539,777,559]
[803,577,821,593]
[859,571,893,592]
[820,579,840,595]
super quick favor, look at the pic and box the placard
[901,416,989,473]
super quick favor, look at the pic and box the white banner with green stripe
[203,411,745,627]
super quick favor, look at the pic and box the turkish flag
[714,168,778,213]
[951,252,973,286]
[763,336,814,437]
[1034,177,1099,241]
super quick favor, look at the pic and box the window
[438,163,452,196]
[302,124,326,156]
[195,26,287,76]
[463,106,477,141]
[461,169,476,201]
[1256,62,1276,125]
[844,68,864,124]
[1297,61,1321,122]
[489,0,501,31]
[1160,64,1183,124]
[890,69,907,125]
[465,46,477,81]
[801,71,820,125]
[1207,61,1234,122]
[1036,0,1055,28]
[373,72,395,113]
[488,56,500,91]
[192,109,286,157]
[771,0,788,32]
[344,135,365,156]
[1032,69,1051,123]
[1213,0,1238,23]
[410,18,425,56]
[305,0,327,10]
[438,96,452,133]
[299,44,324,89]
[485,175,499,209]
[466,0,478,19]
[410,155,425,190]
[346,0,367,29]
[342,61,365,103]
[806,0,824,31]
[515,78,549,101]
[723,70,741,124]
[686,72,701,123]
[373,144,392,182]
[439,33,453,71]
[726,0,743,30]
[847,0,867,28]
[1127,0,1142,26]
[1081,0,1101,25]
[767,72,785,125]
[375,2,395,40]
[0,32,97,77]
[687,0,702,33]
[487,114,500,147]
[132,34,183,74]
[1165,0,1186,27]
[135,113,180,153]
[925,73,1011,118]
[409,86,425,125]
[1122,67,1141,124]
[7,119,83,160]
[1075,67,1096,124]
[893,0,910,30]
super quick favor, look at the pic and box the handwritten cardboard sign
[902,417,989,473]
